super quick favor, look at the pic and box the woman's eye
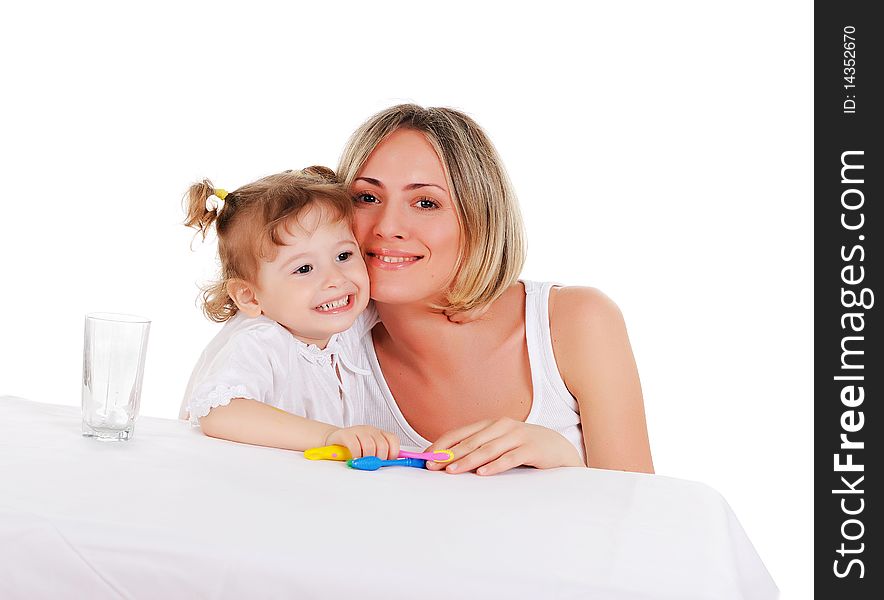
[293,264,312,275]
[336,251,353,262]
[354,192,379,204]
[415,197,439,210]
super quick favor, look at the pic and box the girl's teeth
[377,256,418,263]
[317,296,350,311]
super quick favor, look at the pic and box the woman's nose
[373,202,407,240]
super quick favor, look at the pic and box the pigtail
[183,178,237,322]
[201,281,237,323]
[183,179,223,239]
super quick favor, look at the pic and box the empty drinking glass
[81,312,151,441]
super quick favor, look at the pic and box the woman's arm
[425,285,653,476]
[199,397,401,459]
[424,417,584,475]
[549,286,654,473]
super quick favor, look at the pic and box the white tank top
[348,281,586,462]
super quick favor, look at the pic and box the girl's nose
[323,262,348,288]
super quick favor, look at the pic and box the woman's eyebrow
[405,182,446,192]
[355,176,384,188]
[355,176,446,192]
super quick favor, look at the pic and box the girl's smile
[314,293,356,314]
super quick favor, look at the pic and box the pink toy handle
[399,449,453,462]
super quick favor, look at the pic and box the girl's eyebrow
[355,176,446,192]
[278,251,309,271]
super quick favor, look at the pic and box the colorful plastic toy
[304,445,454,463]
[304,445,352,461]
[399,449,454,463]
[347,457,427,471]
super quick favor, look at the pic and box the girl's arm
[199,397,401,459]
[550,286,654,473]
[198,397,337,451]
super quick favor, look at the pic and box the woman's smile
[366,247,425,270]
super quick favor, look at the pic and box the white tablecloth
[0,396,777,599]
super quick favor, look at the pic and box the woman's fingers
[425,419,494,470]
[427,419,495,453]
[444,437,513,474]
[427,418,524,473]
[424,419,496,470]
[426,419,578,475]
[445,418,520,462]
[475,449,524,476]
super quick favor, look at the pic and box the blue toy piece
[346,456,427,471]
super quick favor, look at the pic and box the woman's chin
[369,284,434,307]
[370,286,450,310]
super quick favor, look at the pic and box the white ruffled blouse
[182,314,370,428]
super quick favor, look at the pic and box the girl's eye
[415,197,439,210]
[354,192,379,204]
[336,251,353,262]
[293,264,312,275]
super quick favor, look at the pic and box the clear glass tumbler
[81,312,151,441]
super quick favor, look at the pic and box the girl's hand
[424,418,584,476]
[324,426,400,460]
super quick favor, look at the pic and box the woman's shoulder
[548,285,624,326]
[547,286,629,381]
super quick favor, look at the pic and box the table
[0,397,778,599]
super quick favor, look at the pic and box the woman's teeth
[316,296,350,311]
[376,255,419,263]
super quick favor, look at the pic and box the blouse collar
[291,331,370,376]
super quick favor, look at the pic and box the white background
[0,1,812,597]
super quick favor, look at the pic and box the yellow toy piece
[304,444,352,461]
[433,449,455,463]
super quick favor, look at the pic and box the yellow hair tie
[214,188,228,201]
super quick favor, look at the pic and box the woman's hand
[424,418,584,476]
[324,426,400,460]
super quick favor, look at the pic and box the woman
[337,104,653,476]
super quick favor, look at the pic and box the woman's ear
[227,279,262,318]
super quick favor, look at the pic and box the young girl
[181,166,400,460]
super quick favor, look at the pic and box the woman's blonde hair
[183,166,352,322]
[337,104,526,314]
